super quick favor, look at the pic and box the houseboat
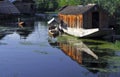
[58,4,115,38]
[0,0,20,19]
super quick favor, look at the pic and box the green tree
[36,0,49,12]
[36,0,59,12]
[35,0,120,18]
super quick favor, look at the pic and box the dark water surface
[0,17,120,77]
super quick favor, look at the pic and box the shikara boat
[48,18,60,37]
[59,26,113,38]
[48,28,59,37]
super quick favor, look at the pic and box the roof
[0,1,20,14]
[59,4,100,15]
[48,17,60,25]
[13,0,35,3]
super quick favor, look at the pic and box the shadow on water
[48,34,120,74]
[0,17,35,40]
[16,28,33,39]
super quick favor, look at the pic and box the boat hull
[48,29,59,37]
[61,27,114,38]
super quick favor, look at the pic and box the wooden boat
[48,29,59,37]
[48,17,114,38]
[48,18,114,38]
[58,4,115,38]
[48,18,60,37]
[48,25,59,37]
[59,26,114,38]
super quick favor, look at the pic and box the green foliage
[35,0,120,18]
[58,34,120,51]
[58,0,82,6]
[36,0,58,12]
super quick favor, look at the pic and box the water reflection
[16,28,33,39]
[48,40,101,73]
[59,42,83,64]
[0,17,120,77]
[0,18,34,40]
[0,33,6,40]
[48,35,120,74]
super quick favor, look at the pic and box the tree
[35,0,120,18]
[36,0,59,12]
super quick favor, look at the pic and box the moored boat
[48,28,59,37]
[48,18,60,37]
[58,4,115,38]
[59,26,114,38]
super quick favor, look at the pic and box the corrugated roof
[59,4,98,15]
[0,1,20,14]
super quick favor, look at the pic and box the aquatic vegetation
[87,67,120,72]
[56,34,120,73]
[34,50,48,55]
[39,42,48,47]
[20,41,34,45]
[57,34,120,53]
[57,34,79,43]
[92,41,120,51]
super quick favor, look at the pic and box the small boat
[48,26,59,37]
[48,18,60,37]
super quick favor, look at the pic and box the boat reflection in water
[59,42,83,64]
[59,41,98,64]
[48,38,100,70]
[49,36,120,75]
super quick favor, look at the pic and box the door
[92,12,99,28]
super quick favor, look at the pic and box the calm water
[0,17,120,77]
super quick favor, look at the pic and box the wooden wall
[59,10,110,29]
[59,14,83,28]
[83,11,109,29]
[99,12,109,28]
[83,12,93,29]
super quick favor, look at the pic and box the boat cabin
[58,4,114,29]
[48,18,59,28]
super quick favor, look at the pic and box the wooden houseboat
[0,0,20,18]
[58,4,115,38]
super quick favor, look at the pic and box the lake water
[0,17,120,77]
